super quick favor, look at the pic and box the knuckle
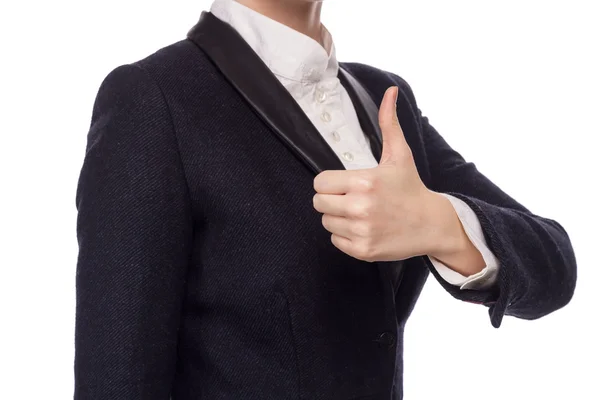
[350,201,369,219]
[356,242,374,261]
[360,198,375,219]
[353,221,373,237]
[354,173,375,192]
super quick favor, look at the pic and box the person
[73,0,577,398]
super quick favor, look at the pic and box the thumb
[378,86,408,165]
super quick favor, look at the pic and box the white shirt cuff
[428,193,500,290]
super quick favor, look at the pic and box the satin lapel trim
[186,12,345,175]
[338,67,405,292]
[187,12,404,292]
[338,67,383,163]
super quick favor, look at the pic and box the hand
[312,86,465,263]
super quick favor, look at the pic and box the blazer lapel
[186,11,345,175]
[186,12,404,293]
[338,68,383,163]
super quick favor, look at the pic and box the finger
[313,193,348,217]
[378,86,409,165]
[314,169,370,194]
[331,233,354,255]
[379,86,399,125]
[321,214,354,238]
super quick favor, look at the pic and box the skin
[236,0,325,45]
[235,0,486,276]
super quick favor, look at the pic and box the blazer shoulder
[339,61,418,108]
[85,42,204,159]
[131,39,210,77]
[95,38,213,99]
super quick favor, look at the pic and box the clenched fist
[313,86,480,269]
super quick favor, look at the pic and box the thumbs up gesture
[313,86,463,263]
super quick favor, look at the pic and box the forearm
[380,71,576,328]
[424,191,486,276]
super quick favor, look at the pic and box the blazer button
[376,331,396,349]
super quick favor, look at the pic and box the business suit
[74,11,577,400]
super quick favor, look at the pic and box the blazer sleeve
[396,77,577,328]
[74,63,193,399]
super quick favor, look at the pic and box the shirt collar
[210,0,339,83]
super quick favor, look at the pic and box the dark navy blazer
[74,11,577,400]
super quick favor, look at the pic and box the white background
[1,1,598,399]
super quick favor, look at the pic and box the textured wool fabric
[74,37,577,399]
[209,0,500,292]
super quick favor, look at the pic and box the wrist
[424,191,469,259]
[424,191,487,276]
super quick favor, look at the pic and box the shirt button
[332,131,341,142]
[320,111,332,123]
[315,89,327,103]
[342,152,354,161]
[376,331,396,349]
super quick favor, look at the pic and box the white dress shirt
[210,0,499,290]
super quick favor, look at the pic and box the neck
[235,0,324,46]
